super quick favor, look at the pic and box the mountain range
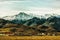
[0,12,60,32]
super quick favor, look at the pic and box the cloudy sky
[0,0,60,17]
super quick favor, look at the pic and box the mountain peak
[15,12,33,20]
[18,12,29,16]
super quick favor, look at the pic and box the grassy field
[0,28,60,40]
[0,36,60,40]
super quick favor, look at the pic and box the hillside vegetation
[0,12,60,36]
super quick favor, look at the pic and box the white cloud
[0,0,60,17]
[0,0,31,2]
[0,7,60,17]
[0,8,20,17]
[22,7,60,15]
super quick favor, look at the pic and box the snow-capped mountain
[3,16,16,21]
[3,12,34,21]
[3,12,60,21]
[15,12,33,20]
[29,13,58,19]
[1,12,60,31]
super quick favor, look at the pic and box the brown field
[0,36,60,40]
[0,28,60,40]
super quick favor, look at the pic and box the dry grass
[0,28,11,32]
[0,36,60,40]
[0,28,60,40]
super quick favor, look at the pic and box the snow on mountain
[3,12,59,21]
[3,16,15,21]
[3,12,34,21]
[15,12,33,20]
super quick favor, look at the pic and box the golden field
[0,36,60,40]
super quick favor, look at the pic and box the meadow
[0,36,60,40]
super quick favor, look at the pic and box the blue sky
[0,0,60,17]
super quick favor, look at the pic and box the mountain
[3,12,33,21]
[11,12,34,24]
[3,12,34,24]
[3,16,16,21]
[43,16,60,32]
[0,18,13,28]
[3,12,57,21]
[15,12,33,20]
[2,12,60,32]
[3,12,59,21]
[24,17,46,26]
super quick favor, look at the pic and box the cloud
[0,0,60,17]
[0,8,20,17]
[20,7,60,15]
[0,0,21,1]
[0,0,60,8]
[0,0,31,2]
